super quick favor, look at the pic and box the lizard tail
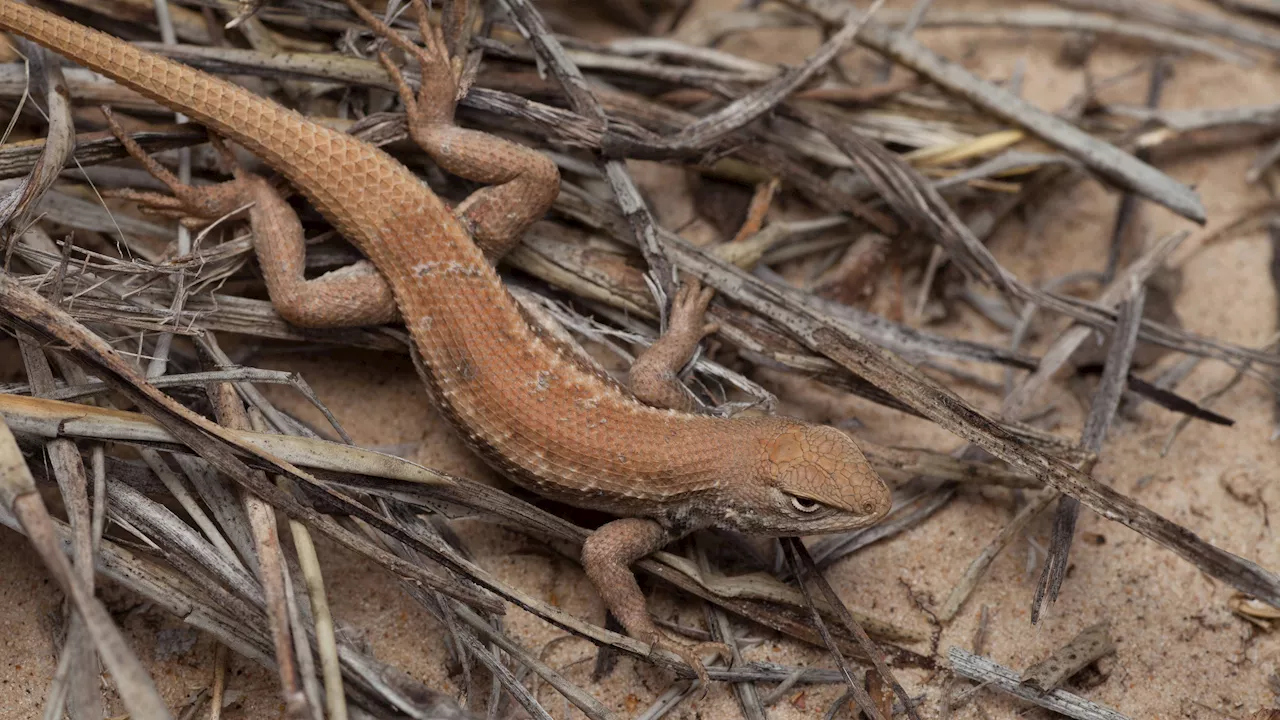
[0,0,416,229]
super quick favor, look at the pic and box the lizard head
[715,419,891,535]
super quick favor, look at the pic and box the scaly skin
[0,0,891,684]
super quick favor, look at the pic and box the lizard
[0,0,892,686]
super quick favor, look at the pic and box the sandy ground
[3,0,1280,718]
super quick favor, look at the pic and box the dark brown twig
[1032,279,1146,623]
[1104,57,1171,282]
[783,538,890,720]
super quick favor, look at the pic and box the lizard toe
[648,633,727,699]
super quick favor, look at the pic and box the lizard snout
[720,421,892,535]
[775,424,890,520]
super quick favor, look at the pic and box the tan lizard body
[0,0,891,681]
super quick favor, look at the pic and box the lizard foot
[343,0,462,133]
[99,106,250,225]
[647,633,732,698]
[666,277,720,342]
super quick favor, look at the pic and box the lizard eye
[789,496,822,513]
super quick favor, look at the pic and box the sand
[2,0,1278,718]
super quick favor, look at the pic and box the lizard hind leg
[101,105,399,328]
[581,517,731,696]
[344,0,559,262]
[343,0,458,124]
[100,106,248,225]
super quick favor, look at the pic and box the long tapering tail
[0,0,410,230]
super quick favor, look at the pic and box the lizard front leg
[619,278,732,690]
[581,518,728,692]
[102,108,398,328]
[344,0,559,262]
[628,278,720,413]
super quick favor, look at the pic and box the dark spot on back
[457,356,476,382]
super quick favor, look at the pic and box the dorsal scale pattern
[1,3,896,685]
[0,1,757,513]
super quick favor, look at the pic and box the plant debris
[1,0,1279,717]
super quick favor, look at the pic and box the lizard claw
[99,105,247,223]
[647,634,731,699]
